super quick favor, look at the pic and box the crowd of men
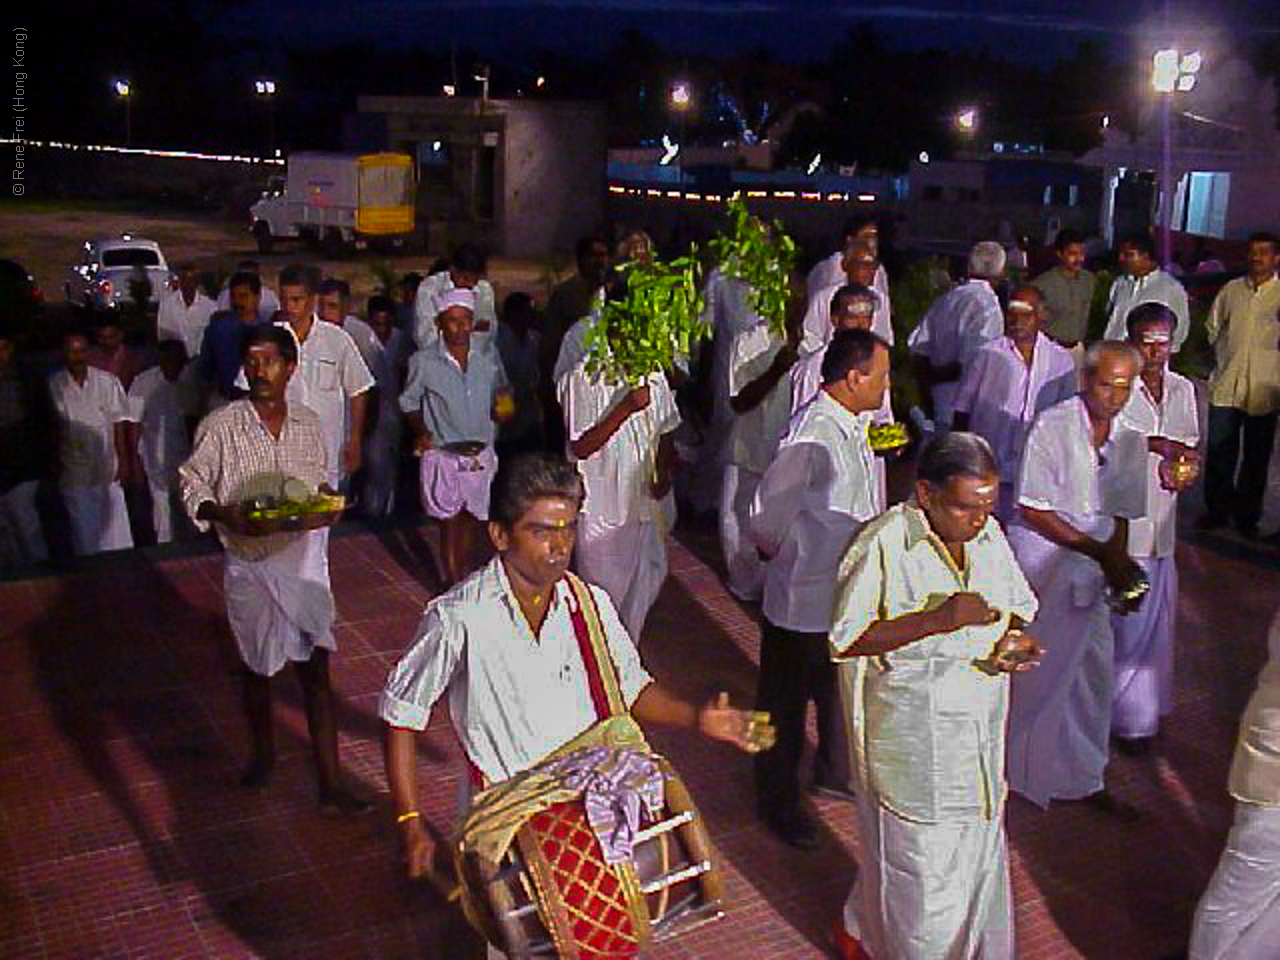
[2,221,1279,959]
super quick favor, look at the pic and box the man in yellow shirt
[1201,232,1280,537]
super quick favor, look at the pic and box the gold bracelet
[396,810,420,824]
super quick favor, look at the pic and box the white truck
[249,152,416,255]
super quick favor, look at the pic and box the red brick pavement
[0,520,1275,959]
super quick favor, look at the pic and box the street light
[669,81,692,175]
[254,79,277,156]
[1152,48,1202,265]
[112,79,132,145]
[955,107,979,135]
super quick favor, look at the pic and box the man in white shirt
[381,452,758,880]
[128,340,195,543]
[157,263,217,360]
[317,277,381,372]
[49,331,136,555]
[1102,233,1190,349]
[1006,342,1150,812]
[1188,610,1280,960]
[179,325,368,815]
[561,319,680,644]
[270,265,374,490]
[361,295,409,518]
[216,259,281,323]
[412,244,498,351]
[830,432,1041,960]
[691,265,765,515]
[805,223,893,350]
[1111,303,1200,752]
[952,285,1077,522]
[720,307,800,602]
[908,241,1007,431]
[749,328,890,848]
[400,289,513,586]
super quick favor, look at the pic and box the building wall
[1227,169,1280,240]
[501,102,607,257]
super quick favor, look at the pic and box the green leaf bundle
[584,252,706,386]
[708,193,797,339]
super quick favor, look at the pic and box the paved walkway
[0,512,1277,959]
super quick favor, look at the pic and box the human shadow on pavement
[23,550,444,957]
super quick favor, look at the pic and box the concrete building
[1082,58,1280,248]
[346,96,607,257]
[903,150,1104,255]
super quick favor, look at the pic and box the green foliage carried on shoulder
[707,193,797,339]
[584,253,706,386]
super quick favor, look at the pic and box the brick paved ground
[1,510,1277,959]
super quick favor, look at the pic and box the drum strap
[564,571,627,721]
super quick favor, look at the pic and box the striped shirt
[179,399,327,561]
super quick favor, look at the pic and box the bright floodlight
[1181,52,1203,75]
[956,107,978,133]
[1101,114,1111,128]
[1153,49,1178,92]
[255,79,276,96]
[113,79,131,98]
[442,84,456,97]
[918,150,930,164]
[807,153,822,175]
[670,81,692,109]
[659,134,679,166]
[535,75,546,89]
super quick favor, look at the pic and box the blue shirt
[198,310,263,398]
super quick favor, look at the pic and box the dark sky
[243,0,1280,63]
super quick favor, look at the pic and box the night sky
[238,0,1280,63]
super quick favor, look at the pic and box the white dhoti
[149,477,180,544]
[575,518,668,643]
[1006,526,1114,807]
[419,446,497,521]
[719,464,764,602]
[844,793,1013,960]
[1111,555,1176,740]
[62,482,133,556]
[224,531,337,677]
[0,480,48,569]
[1190,800,1280,960]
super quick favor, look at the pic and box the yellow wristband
[396,811,420,824]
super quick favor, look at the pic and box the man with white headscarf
[908,241,1007,431]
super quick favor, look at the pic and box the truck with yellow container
[250,152,416,255]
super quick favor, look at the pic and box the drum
[456,755,724,958]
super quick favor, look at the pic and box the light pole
[255,79,277,156]
[670,80,692,175]
[113,79,132,145]
[1151,48,1201,266]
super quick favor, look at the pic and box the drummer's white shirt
[379,557,653,784]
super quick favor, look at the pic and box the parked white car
[65,235,174,312]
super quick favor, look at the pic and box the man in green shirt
[1032,228,1096,349]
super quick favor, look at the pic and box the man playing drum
[380,451,759,884]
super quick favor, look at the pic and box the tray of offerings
[868,422,909,454]
[242,491,346,533]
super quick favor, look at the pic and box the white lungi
[150,478,179,544]
[1111,555,1176,740]
[720,464,764,601]
[1190,801,1280,960]
[1006,525,1114,807]
[224,531,337,677]
[575,516,668,644]
[63,482,133,556]
[845,795,1013,960]
[419,446,496,521]
[0,480,47,568]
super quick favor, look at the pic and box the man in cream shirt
[830,432,1041,959]
[1189,609,1280,958]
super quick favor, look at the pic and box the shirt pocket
[314,358,340,393]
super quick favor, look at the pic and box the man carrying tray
[380,451,762,883]
[179,325,369,815]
